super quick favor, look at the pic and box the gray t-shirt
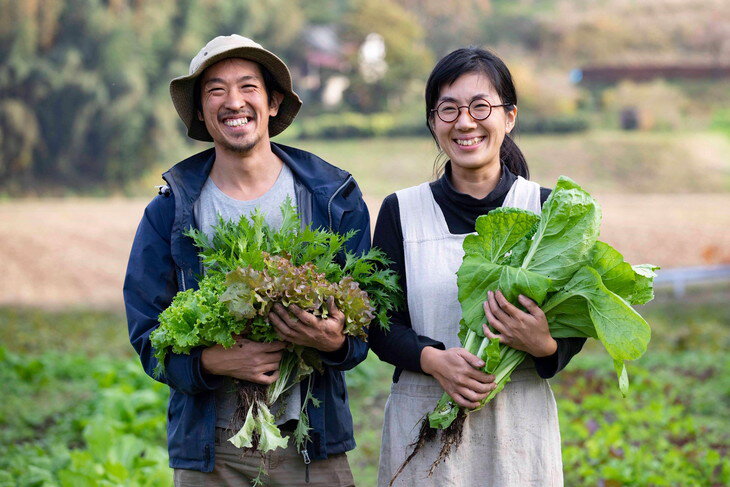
[193,164,302,429]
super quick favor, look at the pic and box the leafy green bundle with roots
[150,199,402,479]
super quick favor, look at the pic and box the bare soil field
[1,194,728,311]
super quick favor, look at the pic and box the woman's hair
[425,47,529,179]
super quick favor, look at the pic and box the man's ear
[269,91,285,117]
[197,110,204,122]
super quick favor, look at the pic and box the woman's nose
[454,107,477,130]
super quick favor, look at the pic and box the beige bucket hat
[170,34,302,141]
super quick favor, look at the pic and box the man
[123,35,369,486]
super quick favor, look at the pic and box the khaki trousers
[174,428,355,487]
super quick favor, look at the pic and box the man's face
[198,58,283,155]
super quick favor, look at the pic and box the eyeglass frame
[430,97,513,123]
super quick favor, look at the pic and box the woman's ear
[505,106,518,134]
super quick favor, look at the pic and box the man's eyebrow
[203,75,260,86]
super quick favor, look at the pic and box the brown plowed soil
[1,194,728,311]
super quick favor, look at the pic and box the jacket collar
[161,142,357,270]
[162,142,354,210]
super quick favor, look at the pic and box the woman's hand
[420,346,496,409]
[482,290,557,358]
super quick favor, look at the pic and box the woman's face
[431,72,516,175]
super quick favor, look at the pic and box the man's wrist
[320,334,346,353]
[200,347,219,375]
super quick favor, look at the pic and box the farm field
[2,133,729,486]
[1,192,728,310]
[1,285,728,486]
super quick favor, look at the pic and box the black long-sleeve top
[369,163,586,382]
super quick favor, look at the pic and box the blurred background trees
[1,0,729,193]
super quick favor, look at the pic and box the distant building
[574,64,730,86]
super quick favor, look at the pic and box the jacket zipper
[301,449,311,483]
[327,175,353,230]
[177,266,187,291]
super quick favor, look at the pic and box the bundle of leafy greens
[150,199,401,466]
[392,177,657,482]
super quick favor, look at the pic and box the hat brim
[170,47,302,141]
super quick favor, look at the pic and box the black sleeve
[367,194,445,382]
[532,337,587,379]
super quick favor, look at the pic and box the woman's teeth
[224,117,249,127]
[455,137,484,146]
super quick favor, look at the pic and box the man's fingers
[268,311,293,338]
[258,340,287,352]
[287,304,317,327]
[256,369,280,385]
[273,303,304,328]
[327,296,344,319]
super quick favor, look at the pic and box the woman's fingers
[518,294,545,319]
[451,391,481,409]
[456,348,485,369]
[494,290,522,318]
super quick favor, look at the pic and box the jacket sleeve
[123,194,223,395]
[318,181,371,371]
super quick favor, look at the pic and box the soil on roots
[428,409,466,476]
[389,409,467,486]
[229,380,269,451]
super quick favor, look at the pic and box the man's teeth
[224,117,249,127]
[455,137,484,146]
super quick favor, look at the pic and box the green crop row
[0,348,170,486]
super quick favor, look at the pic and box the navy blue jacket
[123,143,370,472]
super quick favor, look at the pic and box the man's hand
[420,346,496,409]
[201,338,286,385]
[268,297,346,352]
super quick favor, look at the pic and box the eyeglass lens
[437,98,492,122]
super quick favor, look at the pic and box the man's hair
[193,59,284,114]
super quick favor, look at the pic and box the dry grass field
[1,192,728,311]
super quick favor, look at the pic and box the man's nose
[224,89,246,111]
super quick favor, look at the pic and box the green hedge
[517,115,590,134]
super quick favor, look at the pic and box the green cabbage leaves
[430,176,658,429]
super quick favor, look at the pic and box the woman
[369,47,586,486]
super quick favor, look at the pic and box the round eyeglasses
[431,98,512,123]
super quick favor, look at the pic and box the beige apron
[377,178,563,487]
